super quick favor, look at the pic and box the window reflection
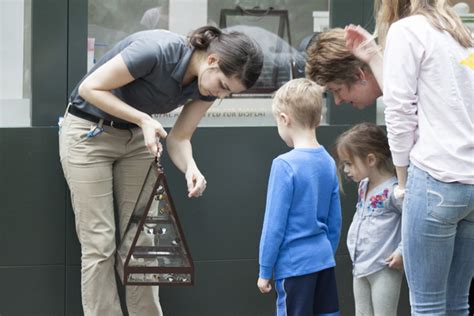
[211,1,328,95]
[220,9,301,95]
[452,1,474,33]
[87,0,330,126]
[88,0,169,61]
[208,0,328,50]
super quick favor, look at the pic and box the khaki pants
[59,112,163,316]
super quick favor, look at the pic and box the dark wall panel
[0,128,65,266]
[31,0,69,126]
[161,127,285,261]
[0,266,65,315]
[161,260,274,316]
[65,266,82,316]
[0,126,410,315]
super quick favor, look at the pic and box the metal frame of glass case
[116,160,194,285]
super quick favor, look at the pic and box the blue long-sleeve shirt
[259,147,342,280]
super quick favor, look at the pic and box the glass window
[88,0,169,65]
[0,0,31,127]
[452,0,474,33]
[87,0,329,127]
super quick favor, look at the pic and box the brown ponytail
[189,26,222,50]
[188,25,263,89]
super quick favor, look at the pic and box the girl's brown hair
[335,122,394,175]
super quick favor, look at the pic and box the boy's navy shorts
[275,267,339,316]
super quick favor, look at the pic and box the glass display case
[219,8,299,95]
[116,159,194,285]
[86,0,329,127]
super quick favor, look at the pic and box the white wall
[0,0,30,127]
[0,0,24,99]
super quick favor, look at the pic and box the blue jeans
[403,165,474,315]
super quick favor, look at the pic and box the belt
[68,106,138,130]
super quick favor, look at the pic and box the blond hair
[305,28,372,86]
[375,0,473,48]
[272,78,323,129]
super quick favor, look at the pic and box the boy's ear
[279,112,290,125]
[366,153,377,167]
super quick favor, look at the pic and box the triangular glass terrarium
[116,159,194,285]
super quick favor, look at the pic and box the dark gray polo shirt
[69,30,216,123]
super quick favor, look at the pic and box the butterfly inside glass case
[116,159,194,285]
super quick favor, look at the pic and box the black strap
[68,106,138,130]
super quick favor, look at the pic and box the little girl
[335,122,403,316]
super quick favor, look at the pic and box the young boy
[257,78,342,316]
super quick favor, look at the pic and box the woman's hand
[257,278,272,294]
[185,166,207,198]
[345,24,381,65]
[139,116,168,157]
